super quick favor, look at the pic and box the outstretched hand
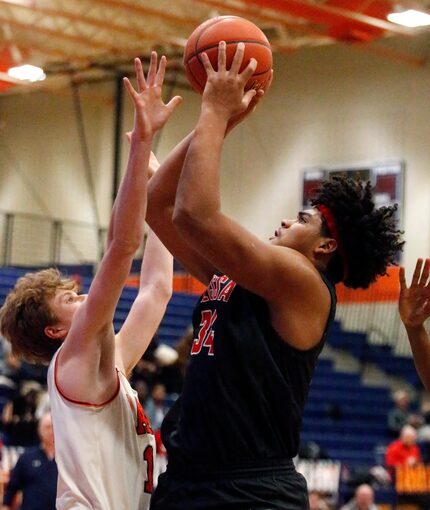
[399,258,430,328]
[124,53,182,141]
[200,41,258,120]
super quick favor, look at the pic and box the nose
[281,219,293,228]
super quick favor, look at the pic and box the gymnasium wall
[0,37,429,276]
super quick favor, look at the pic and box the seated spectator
[385,424,421,467]
[308,490,330,510]
[2,412,57,510]
[1,381,42,446]
[387,390,419,437]
[340,484,378,510]
[145,383,168,431]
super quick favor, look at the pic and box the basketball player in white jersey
[0,53,182,509]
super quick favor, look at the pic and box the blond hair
[0,268,77,364]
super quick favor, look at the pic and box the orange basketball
[183,16,273,94]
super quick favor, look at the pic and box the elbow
[109,236,142,257]
[159,284,173,306]
[172,205,196,234]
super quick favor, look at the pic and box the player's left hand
[201,41,257,119]
[399,258,430,329]
[124,53,182,141]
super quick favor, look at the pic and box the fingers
[399,266,407,291]
[242,89,257,110]
[155,55,166,88]
[240,57,257,83]
[165,95,183,114]
[201,52,214,75]
[420,258,430,287]
[218,41,227,71]
[230,42,245,73]
[123,76,137,100]
[134,58,146,93]
[146,51,157,87]
[412,259,423,287]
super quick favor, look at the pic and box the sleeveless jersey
[162,272,336,476]
[47,349,155,510]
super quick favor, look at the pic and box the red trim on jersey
[54,349,120,407]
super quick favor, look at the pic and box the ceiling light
[387,9,430,27]
[7,64,46,82]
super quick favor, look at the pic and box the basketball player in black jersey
[147,42,404,509]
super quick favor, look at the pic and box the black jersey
[162,272,336,476]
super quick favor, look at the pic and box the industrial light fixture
[387,9,430,27]
[7,64,46,82]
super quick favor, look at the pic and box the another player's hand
[399,258,430,329]
[124,53,182,141]
[201,41,257,119]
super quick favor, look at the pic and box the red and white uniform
[47,349,155,510]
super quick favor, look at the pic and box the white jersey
[47,349,155,510]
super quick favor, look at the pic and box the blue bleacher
[303,356,392,466]
[0,266,417,471]
[326,320,421,388]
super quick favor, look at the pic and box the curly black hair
[310,175,404,289]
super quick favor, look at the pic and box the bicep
[173,211,311,303]
[115,290,169,375]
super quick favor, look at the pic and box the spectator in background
[387,390,420,437]
[145,383,168,431]
[2,413,57,510]
[417,402,430,463]
[1,381,41,447]
[308,490,329,510]
[340,484,378,510]
[385,424,421,467]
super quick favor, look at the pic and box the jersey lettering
[191,309,217,356]
[201,275,236,303]
[143,445,154,494]
[135,397,154,435]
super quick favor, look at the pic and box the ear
[315,237,338,255]
[44,325,67,340]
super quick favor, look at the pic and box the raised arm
[116,154,173,377]
[172,42,330,349]
[146,132,216,284]
[146,77,268,285]
[57,54,181,403]
[399,258,430,390]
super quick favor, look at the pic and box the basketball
[183,16,273,94]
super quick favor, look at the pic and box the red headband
[316,205,349,281]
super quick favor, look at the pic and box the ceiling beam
[80,0,199,28]
[193,0,333,42]
[0,3,188,49]
[242,0,412,36]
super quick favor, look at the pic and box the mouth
[269,228,280,241]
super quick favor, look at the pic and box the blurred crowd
[2,329,430,509]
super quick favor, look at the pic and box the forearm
[110,135,152,250]
[147,132,194,222]
[139,229,173,299]
[405,324,430,391]
[174,108,227,220]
